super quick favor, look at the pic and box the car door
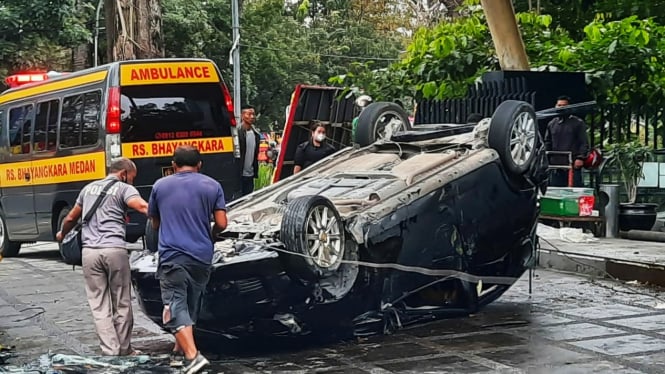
[1,103,38,236]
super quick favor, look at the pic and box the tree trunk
[135,0,164,59]
[106,0,164,62]
[480,0,529,70]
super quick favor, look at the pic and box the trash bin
[599,184,619,238]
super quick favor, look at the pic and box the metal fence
[414,80,665,207]
[414,77,536,125]
[585,105,665,151]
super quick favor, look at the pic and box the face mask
[315,134,326,142]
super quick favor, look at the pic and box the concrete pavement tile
[527,313,575,326]
[345,341,438,362]
[560,305,650,320]
[0,317,40,329]
[525,322,628,341]
[0,305,23,317]
[378,355,490,373]
[625,352,665,372]
[431,332,527,350]
[569,334,665,356]
[10,286,78,297]
[2,326,47,339]
[605,314,665,332]
[403,319,482,338]
[525,361,643,374]
[477,345,591,367]
[309,368,368,374]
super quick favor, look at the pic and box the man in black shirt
[544,95,590,187]
[293,121,336,174]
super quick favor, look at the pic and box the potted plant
[604,140,657,231]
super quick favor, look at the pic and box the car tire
[356,102,412,147]
[280,195,345,281]
[488,100,538,177]
[145,219,158,252]
[0,209,21,257]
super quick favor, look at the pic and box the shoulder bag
[61,179,119,267]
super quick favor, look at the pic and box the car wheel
[356,102,412,147]
[488,100,538,177]
[145,219,158,252]
[0,210,21,257]
[280,195,345,281]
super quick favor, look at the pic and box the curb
[537,248,665,287]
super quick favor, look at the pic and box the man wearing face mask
[544,95,590,187]
[293,121,337,174]
[56,158,149,356]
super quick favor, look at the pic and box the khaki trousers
[82,247,134,355]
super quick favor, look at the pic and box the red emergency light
[3,71,69,89]
[4,72,49,88]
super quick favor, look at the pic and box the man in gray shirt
[238,105,261,196]
[57,158,148,356]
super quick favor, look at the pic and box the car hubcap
[305,205,343,268]
[0,217,4,246]
[376,111,407,141]
[510,112,536,166]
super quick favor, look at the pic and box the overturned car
[131,100,550,339]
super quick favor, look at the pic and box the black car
[131,100,550,339]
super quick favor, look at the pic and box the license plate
[161,166,174,177]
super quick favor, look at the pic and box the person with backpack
[56,158,148,356]
[293,121,336,174]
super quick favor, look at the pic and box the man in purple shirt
[148,145,227,374]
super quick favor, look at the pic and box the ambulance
[0,59,241,257]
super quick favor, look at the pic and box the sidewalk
[538,232,665,287]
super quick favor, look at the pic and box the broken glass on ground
[0,352,175,373]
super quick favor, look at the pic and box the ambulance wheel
[0,210,22,257]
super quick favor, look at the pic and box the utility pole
[480,0,529,70]
[231,0,241,126]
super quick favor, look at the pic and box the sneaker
[182,351,209,374]
[169,351,184,368]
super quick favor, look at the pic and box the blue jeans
[549,169,583,187]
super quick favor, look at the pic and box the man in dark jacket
[544,95,590,187]
[237,105,261,196]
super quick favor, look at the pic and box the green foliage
[575,17,665,107]
[604,141,654,203]
[336,2,665,118]
[0,0,92,83]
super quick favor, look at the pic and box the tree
[105,0,164,61]
[0,0,91,86]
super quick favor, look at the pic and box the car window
[59,90,101,149]
[34,99,60,152]
[120,83,232,142]
[8,104,34,155]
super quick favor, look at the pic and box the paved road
[2,242,665,373]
